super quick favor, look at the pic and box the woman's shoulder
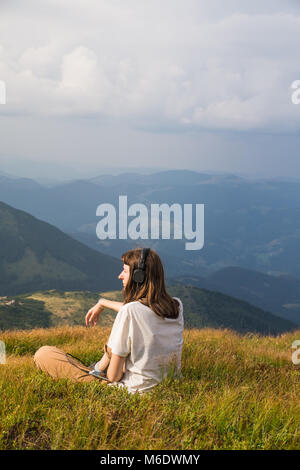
[172,297,183,311]
[119,300,146,314]
[121,298,183,322]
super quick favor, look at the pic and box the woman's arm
[97,298,124,313]
[85,298,124,327]
[106,353,126,382]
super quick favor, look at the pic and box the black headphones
[132,248,150,284]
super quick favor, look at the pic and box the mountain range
[1,170,300,279]
[0,199,298,335]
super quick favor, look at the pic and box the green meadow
[0,325,299,450]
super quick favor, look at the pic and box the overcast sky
[0,0,300,180]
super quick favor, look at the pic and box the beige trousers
[34,345,110,384]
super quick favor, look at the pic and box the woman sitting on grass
[34,247,184,394]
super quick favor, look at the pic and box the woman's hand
[85,300,104,327]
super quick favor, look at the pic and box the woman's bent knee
[34,345,57,368]
[33,345,96,382]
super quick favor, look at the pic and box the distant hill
[168,266,300,325]
[0,201,121,296]
[167,285,296,335]
[0,175,42,191]
[89,170,212,187]
[70,233,195,278]
[0,286,296,335]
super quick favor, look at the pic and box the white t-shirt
[107,297,184,394]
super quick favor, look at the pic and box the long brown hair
[121,247,180,319]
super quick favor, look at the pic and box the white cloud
[0,1,300,132]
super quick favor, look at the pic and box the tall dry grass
[0,325,300,450]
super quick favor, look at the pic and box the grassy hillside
[169,266,300,325]
[0,325,299,450]
[0,201,121,296]
[0,287,296,335]
[0,290,122,331]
